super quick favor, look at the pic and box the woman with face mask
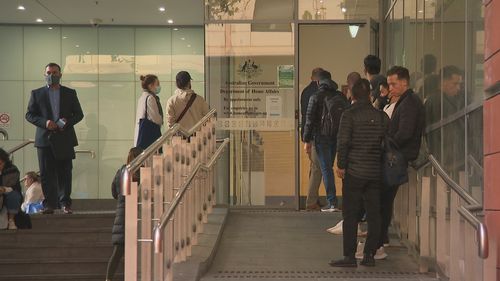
[134,74,164,149]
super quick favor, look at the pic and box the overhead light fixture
[418,10,424,13]
[36,18,43,23]
[341,7,347,13]
[180,37,185,40]
[48,27,53,30]
[187,44,191,48]
[158,7,165,12]
[349,25,359,38]
[167,19,174,24]
[62,36,68,39]
[17,5,25,10]
[75,44,80,48]
[173,28,179,31]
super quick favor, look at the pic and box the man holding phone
[26,63,84,214]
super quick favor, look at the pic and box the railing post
[436,176,449,276]
[179,137,188,262]
[184,137,193,257]
[172,136,183,263]
[419,175,431,272]
[196,132,205,234]
[408,170,418,246]
[153,155,164,281]
[125,182,139,281]
[190,135,199,246]
[449,188,462,280]
[140,166,153,281]
[202,124,209,223]
[163,144,174,281]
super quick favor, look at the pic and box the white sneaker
[326,220,343,234]
[321,205,340,212]
[383,243,390,247]
[7,220,17,230]
[355,241,364,259]
[374,246,388,260]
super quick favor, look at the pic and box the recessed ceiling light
[75,45,80,48]
[167,19,174,24]
[159,7,166,12]
[62,36,68,39]
[341,7,347,13]
[36,18,43,23]
[173,28,179,31]
[418,10,424,13]
[48,27,53,30]
[17,5,25,10]
[181,37,185,40]
[187,44,191,48]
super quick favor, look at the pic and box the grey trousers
[306,142,323,206]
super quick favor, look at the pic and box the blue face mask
[154,85,161,95]
[45,74,61,86]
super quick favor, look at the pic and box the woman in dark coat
[0,148,22,230]
[106,147,143,281]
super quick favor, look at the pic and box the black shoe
[360,254,375,266]
[42,207,54,214]
[329,256,357,267]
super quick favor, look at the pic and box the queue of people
[301,55,426,267]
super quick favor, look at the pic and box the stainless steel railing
[0,128,8,140]
[392,153,488,280]
[7,139,34,154]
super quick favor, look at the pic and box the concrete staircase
[0,212,123,281]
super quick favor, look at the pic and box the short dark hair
[352,79,371,101]
[311,67,324,79]
[387,66,410,83]
[0,148,12,168]
[379,81,389,89]
[45,63,61,72]
[441,65,463,80]
[176,71,192,89]
[347,72,361,84]
[364,55,381,75]
[317,70,331,81]
[140,74,158,91]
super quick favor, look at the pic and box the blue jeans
[3,191,22,214]
[315,141,337,206]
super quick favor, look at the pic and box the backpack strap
[176,94,197,123]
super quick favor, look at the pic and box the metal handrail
[75,149,96,159]
[428,155,480,206]
[0,128,7,140]
[468,154,484,177]
[458,206,489,259]
[7,139,34,155]
[426,154,488,259]
[122,109,217,196]
[153,138,229,254]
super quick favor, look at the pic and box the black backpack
[320,93,347,137]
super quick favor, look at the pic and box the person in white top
[165,71,209,129]
[134,74,164,149]
[380,82,399,119]
[21,171,44,214]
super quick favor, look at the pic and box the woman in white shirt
[21,171,44,214]
[380,82,399,119]
[134,74,164,149]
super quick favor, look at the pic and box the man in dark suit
[26,63,84,214]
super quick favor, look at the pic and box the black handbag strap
[176,94,197,123]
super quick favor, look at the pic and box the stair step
[0,228,112,246]
[0,258,123,276]
[0,244,115,259]
[30,213,115,229]
[0,273,123,281]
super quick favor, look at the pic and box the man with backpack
[303,70,348,212]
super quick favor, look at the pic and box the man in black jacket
[330,79,389,267]
[364,55,388,110]
[378,66,425,249]
[26,63,84,214]
[300,68,324,210]
[303,70,347,212]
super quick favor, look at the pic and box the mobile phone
[56,119,66,128]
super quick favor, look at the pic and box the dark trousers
[37,147,73,209]
[378,185,399,247]
[342,174,381,257]
[106,244,124,280]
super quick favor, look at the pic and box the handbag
[383,136,409,186]
[136,95,162,150]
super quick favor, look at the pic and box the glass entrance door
[206,23,297,207]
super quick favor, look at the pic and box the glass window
[206,0,294,21]
[298,0,379,21]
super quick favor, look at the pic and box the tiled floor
[201,210,439,281]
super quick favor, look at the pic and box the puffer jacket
[111,165,125,245]
[303,79,348,143]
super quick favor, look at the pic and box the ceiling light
[62,36,68,39]
[48,27,53,30]
[341,7,347,13]
[187,44,191,48]
[158,7,165,12]
[17,5,25,10]
[167,19,174,24]
[418,10,424,13]
[75,45,80,48]
[173,28,179,31]
[181,37,185,40]
[349,25,359,38]
[36,18,43,23]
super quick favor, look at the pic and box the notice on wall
[0,113,11,128]
[266,96,282,118]
[277,65,294,88]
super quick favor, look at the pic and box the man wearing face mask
[26,63,84,214]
